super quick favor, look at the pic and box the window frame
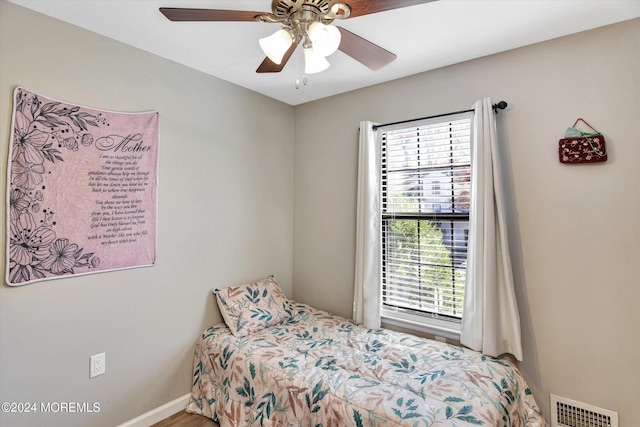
[378,112,473,340]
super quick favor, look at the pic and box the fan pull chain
[295,50,300,89]
[295,50,308,89]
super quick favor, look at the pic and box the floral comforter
[186,303,546,427]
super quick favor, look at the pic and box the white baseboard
[117,393,191,427]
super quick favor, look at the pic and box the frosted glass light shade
[304,47,330,74]
[307,22,341,57]
[259,29,293,64]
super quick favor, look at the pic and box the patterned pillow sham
[214,276,294,337]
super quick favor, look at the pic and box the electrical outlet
[90,353,105,378]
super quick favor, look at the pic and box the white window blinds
[381,114,472,321]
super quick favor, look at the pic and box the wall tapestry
[6,87,158,286]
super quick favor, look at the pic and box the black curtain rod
[372,101,508,131]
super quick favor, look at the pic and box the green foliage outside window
[385,219,465,318]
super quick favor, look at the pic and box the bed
[186,276,546,427]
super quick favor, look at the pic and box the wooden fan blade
[256,41,299,73]
[159,7,267,22]
[336,0,437,18]
[337,27,396,70]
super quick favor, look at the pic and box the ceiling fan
[160,0,437,75]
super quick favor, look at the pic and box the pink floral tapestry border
[6,87,159,286]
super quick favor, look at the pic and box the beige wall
[0,2,293,426]
[293,18,640,425]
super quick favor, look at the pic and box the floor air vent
[551,395,618,427]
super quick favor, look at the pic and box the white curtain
[353,121,381,328]
[460,98,523,360]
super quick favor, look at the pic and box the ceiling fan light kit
[307,22,341,56]
[258,1,345,75]
[259,28,294,65]
[160,0,438,76]
[303,46,331,74]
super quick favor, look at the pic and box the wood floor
[151,410,219,427]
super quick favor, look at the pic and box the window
[380,114,472,337]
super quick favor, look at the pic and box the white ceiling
[8,0,640,106]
